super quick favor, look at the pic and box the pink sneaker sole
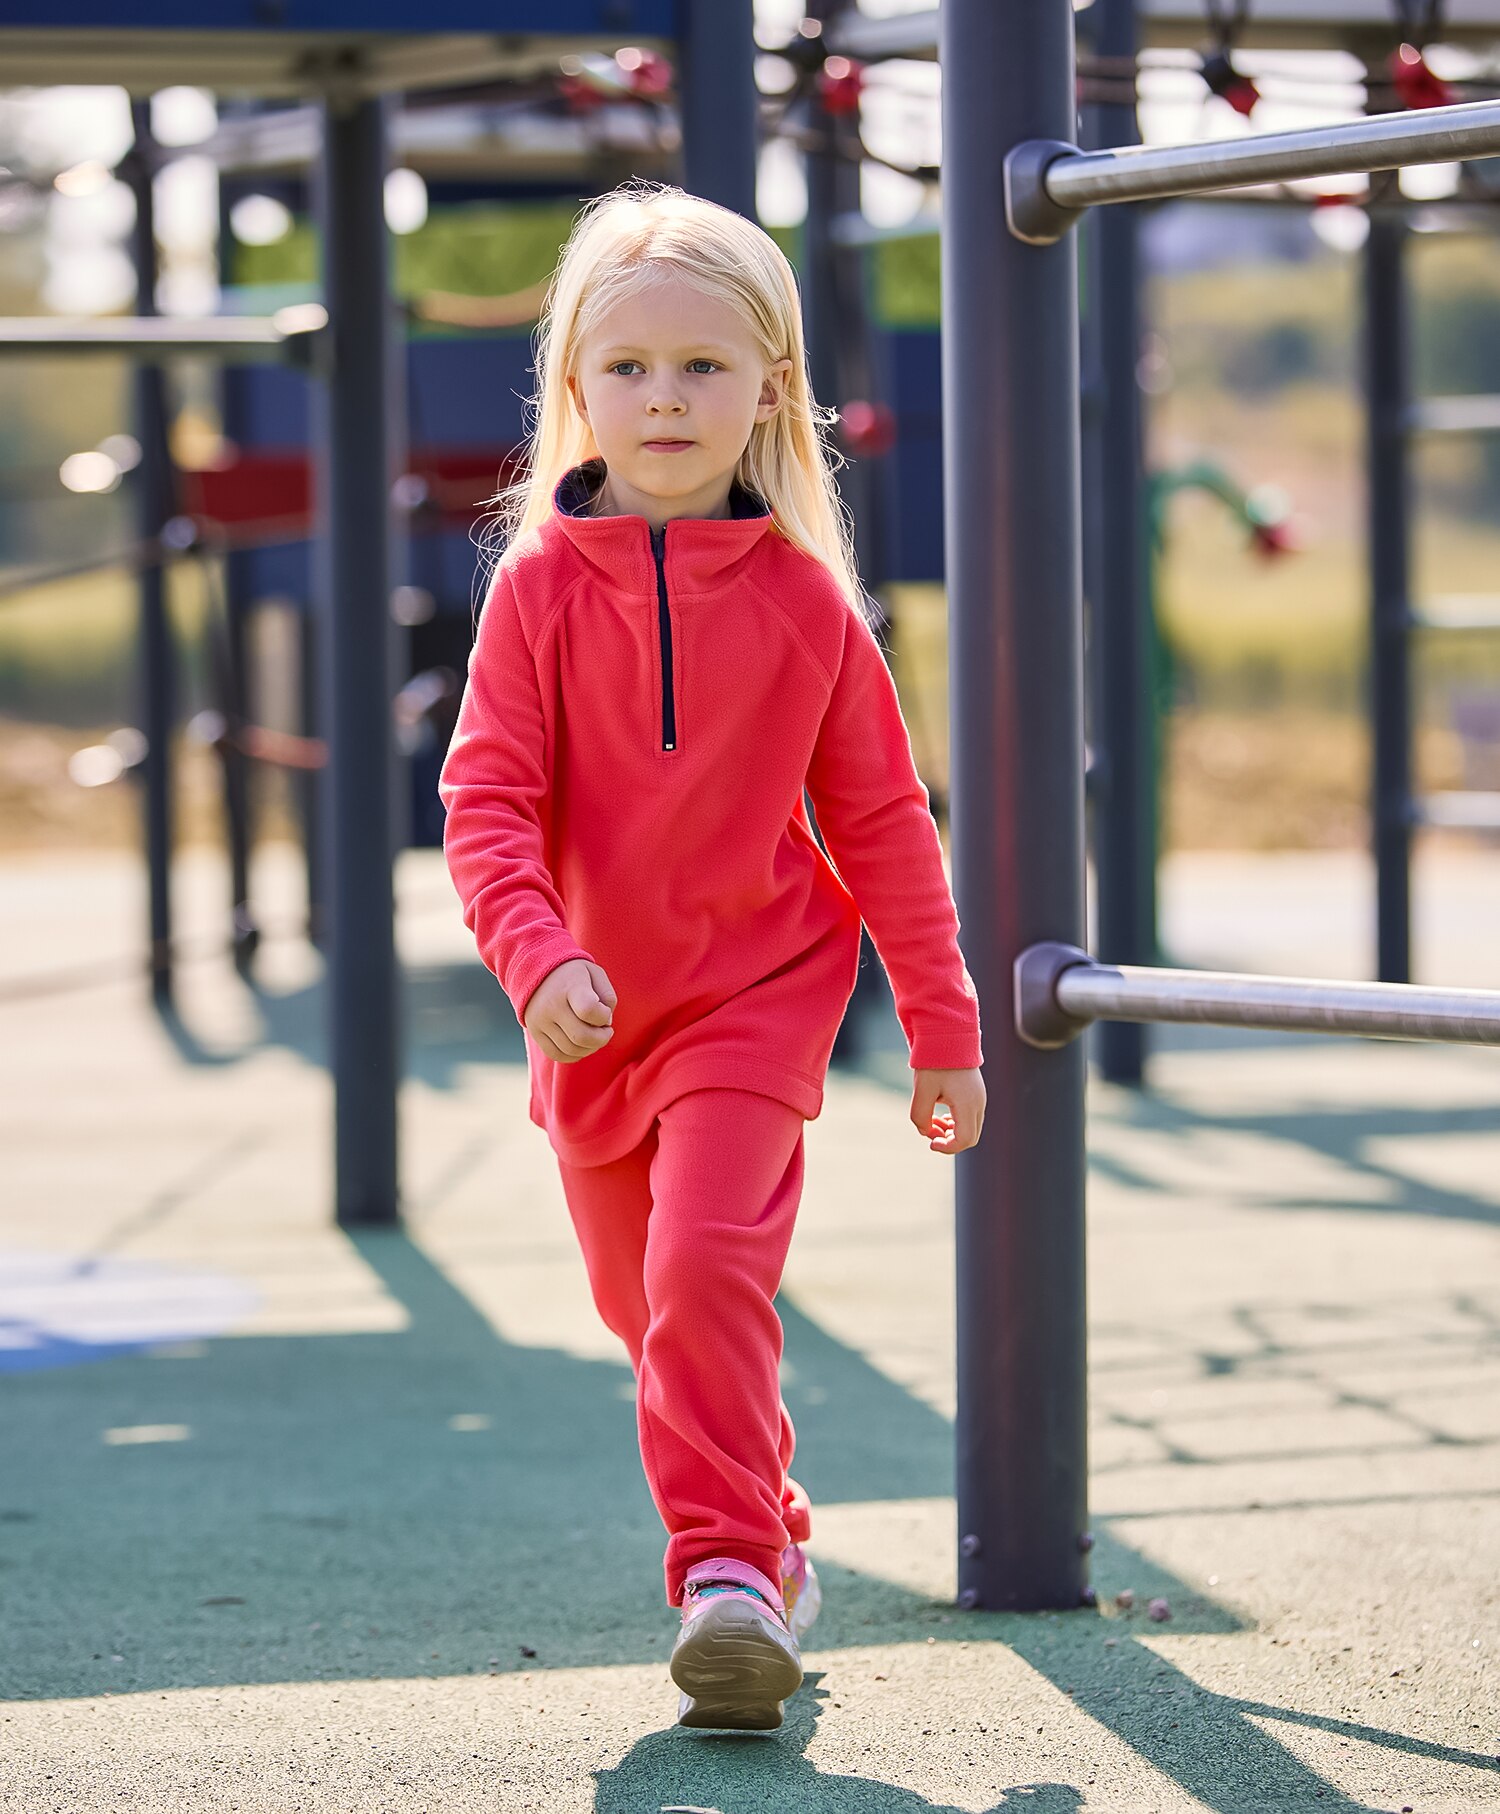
[670,1596,804,1731]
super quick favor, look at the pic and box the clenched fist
[523,958,618,1063]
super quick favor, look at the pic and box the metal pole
[1008,97,1500,238]
[804,0,883,1058]
[1016,943,1500,1047]
[1079,0,1151,1086]
[0,315,323,359]
[216,169,259,976]
[125,100,174,1007]
[313,93,401,1227]
[678,0,758,222]
[943,0,1090,1611]
[299,605,324,947]
[1365,173,1414,984]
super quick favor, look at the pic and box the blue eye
[607,360,720,376]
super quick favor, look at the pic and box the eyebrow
[597,344,737,358]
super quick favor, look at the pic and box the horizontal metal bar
[1410,595,1500,631]
[1014,941,1500,1049]
[1406,394,1500,434]
[1415,790,1500,831]
[1006,98,1500,241]
[824,0,1500,57]
[0,308,327,363]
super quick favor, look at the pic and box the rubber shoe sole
[670,1597,804,1731]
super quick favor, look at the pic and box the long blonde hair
[472,179,874,625]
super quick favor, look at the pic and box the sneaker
[780,1540,822,1644]
[670,1557,803,1731]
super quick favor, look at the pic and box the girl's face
[567,266,792,517]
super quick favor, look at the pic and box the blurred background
[2,6,1496,876]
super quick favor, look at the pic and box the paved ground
[2,842,1497,1812]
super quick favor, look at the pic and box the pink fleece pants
[554,1086,813,1607]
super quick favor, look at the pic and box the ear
[757,358,793,420]
[567,371,589,424]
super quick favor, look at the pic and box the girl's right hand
[524,959,617,1063]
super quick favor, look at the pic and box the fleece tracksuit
[438,455,983,1603]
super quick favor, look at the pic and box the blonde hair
[472,179,874,626]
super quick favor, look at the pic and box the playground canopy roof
[0,3,675,94]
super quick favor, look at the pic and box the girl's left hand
[911,1066,986,1154]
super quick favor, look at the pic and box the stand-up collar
[550,456,775,595]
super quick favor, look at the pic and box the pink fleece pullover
[438,456,983,1167]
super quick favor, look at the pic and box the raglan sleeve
[804,600,984,1072]
[437,563,595,1029]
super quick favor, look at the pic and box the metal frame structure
[942,0,1500,1611]
[1004,99,1500,240]
[1016,941,1500,1046]
[4,0,753,1226]
[833,1,1500,57]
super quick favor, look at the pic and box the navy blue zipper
[650,522,677,752]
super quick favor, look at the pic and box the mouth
[643,439,694,451]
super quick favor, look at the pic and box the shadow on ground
[596,1671,1085,1812]
[8,949,1496,1808]
[10,1221,1490,1812]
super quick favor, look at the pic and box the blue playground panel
[231,324,945,605]
[882,327,945,584]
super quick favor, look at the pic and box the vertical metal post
[803,0,883,1053]
[126,100,175,1006]
[313,92,401,1226]
[1079,0,1152,1085]
[215,167,259,974]
[942,0,1090,1608]
[678,0,759,221]
[803,0,877,576]
[1365,184,1413,983]
[299,605,324,946]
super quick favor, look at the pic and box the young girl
[438,180,985,1732]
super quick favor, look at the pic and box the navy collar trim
[554,456,771,523]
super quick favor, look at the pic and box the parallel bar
[1062,963,1500,1043]
[824,2,1500,57]
[1007,98,1500,240]
[1416,790,1500,830]
[943,0,1090,1614]
[1015,943,1500,1047]
[0,310,326,361]
[1410,595,1500,631]
[1405,393,1500,434]
[1048,99,1500,208]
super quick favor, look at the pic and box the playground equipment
[846,3,1500,1082]
[0,1,760,1226]
[942,0,1500,1613]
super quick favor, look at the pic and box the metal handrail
[1015,942,1500,1049]
[0,307,327,364]
[1006,98,1500,241]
